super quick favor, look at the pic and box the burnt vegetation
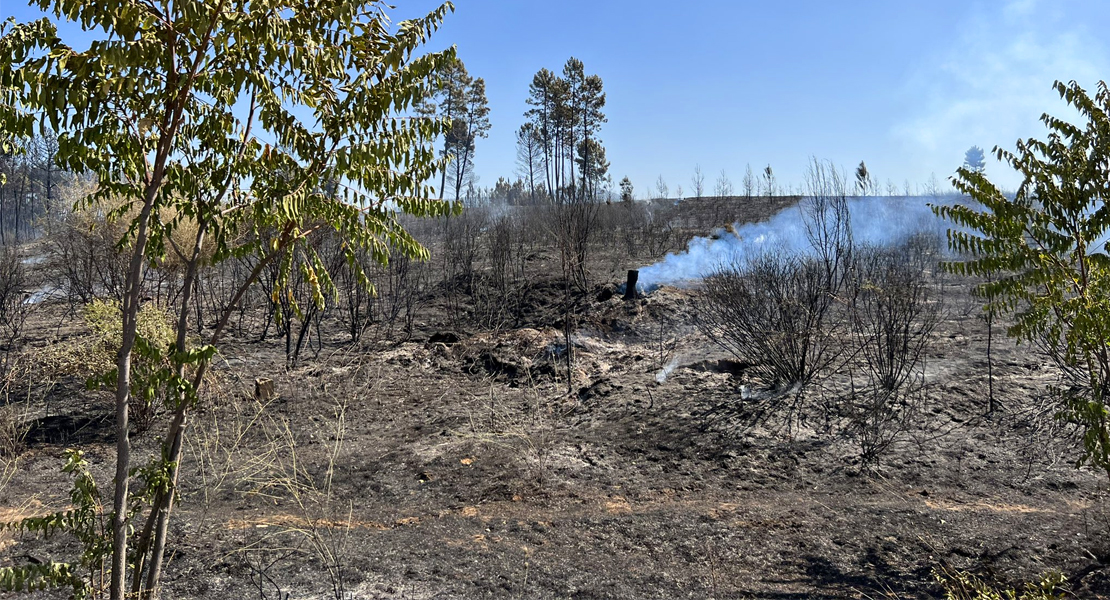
[0,155,1107,598]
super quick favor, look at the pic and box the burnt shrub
[47,206,129,303]
[850,245,940,393]
[695,252,843,391]
[0,248,28,355]
[844,243,940,464]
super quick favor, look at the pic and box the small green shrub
[82,299,175,373]
[935,568,1068,600]
[0,449,106,599]
[84,299,176,432]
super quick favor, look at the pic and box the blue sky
[5,0,1109,196]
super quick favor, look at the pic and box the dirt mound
[454,328,562,383]
[452,327,638,392]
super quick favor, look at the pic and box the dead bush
[0,248,29,357]
[373,248,427,340]
[552,199,600,292]
[609,202,678,261]
[851,245,940,392]
[47,203,130,303]
[836,244,941,463]
[333,247,375,343]
[330,237,428,344]
[695,253,842,392]
[844,383,929,466]
[444,208,486,294]
[472,212,528,330]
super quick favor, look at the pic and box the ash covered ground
[2,196,1108,599]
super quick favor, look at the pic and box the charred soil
[1,196,1108,599]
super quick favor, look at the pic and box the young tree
[763,164,777,197]
[691,164,705,199]
[963,145,987,172]
[855,160,874,195]
[714,169,733,198]
[0,2,457,598]
[515,122,546,204]
[655,174,669,200]
[491,176,512,203]
[509,178,526,204]
[924,172,944,197]
[619,176,634,204]
[743,163,755,199]
[935,80,1110,481]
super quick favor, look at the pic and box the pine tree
[515,123,546,204]
[963,145,986,172]
[619,176,634,204]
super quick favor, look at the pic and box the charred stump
[623,269,639,300]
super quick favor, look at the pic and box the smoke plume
[637,196,952,290]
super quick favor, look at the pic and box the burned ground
[1,196,1108,599]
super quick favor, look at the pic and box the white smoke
[637,196,954,290]
[654,356,681,383]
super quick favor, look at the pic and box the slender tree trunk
[111,192,158,600]
[138,221,288,599]
[540,101,554,202]
[439,137,449,201]
[551,128,561,203]
[137,224,206,599]
[528,154,536,205]
[15,169,25,242]
[1,184,7,245]
[580,103,590,202]
[986,305,995,414]
[567,131,576,203]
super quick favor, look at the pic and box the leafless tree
[714,170,733,198]
[691,164,705,199]
[655,175,669,200]
[742,164,755,200]
[801,158,854,295]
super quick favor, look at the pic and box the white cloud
[892,1,1108,188]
